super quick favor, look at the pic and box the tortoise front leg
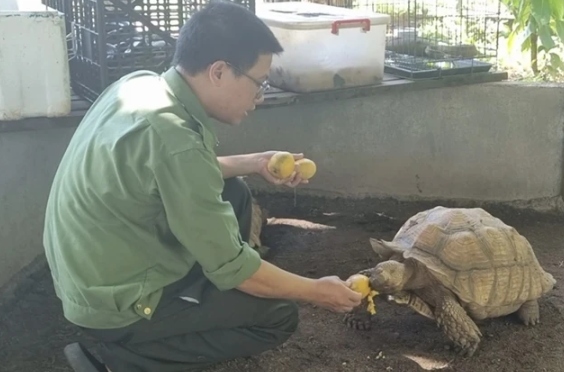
[343,297,373,331]
[342,267,378,330]
[388,291,435,320]
[434,291,483,357]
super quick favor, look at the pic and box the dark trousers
[80,177,299,372]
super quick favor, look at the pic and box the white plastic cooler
[0,0,71,121]
[256,2,390,93]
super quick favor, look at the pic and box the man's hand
[237,260,362,314]
[311,276,363,313]
[255,151,307,187]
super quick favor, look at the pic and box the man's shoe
[63,342,108,372]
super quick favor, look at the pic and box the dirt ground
[1,194,563,372]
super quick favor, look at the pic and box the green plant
[502,0,564,78]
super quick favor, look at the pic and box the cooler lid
[256,1,390,30]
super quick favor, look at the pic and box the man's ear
[208,61,229,87]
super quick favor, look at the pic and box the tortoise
[344,206,556,357]
[249,197,270,258]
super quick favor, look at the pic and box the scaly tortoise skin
[249,198,270,258]
[344,206,556,357]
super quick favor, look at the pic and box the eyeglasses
[226,62,270,99]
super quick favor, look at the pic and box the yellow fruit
[366,295,377,315]
[267,151,296,179]
[347,273,379,315]
[295,158,317,180]
[347,274,372,299]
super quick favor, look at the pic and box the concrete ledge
[0,71,508,133]
[216,81,564,206]
[248,184,564,214]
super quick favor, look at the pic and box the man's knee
[222,177,253,242]
[222,177,251,205]
[267,300,300,336]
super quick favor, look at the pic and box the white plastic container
[0,0,71,121]
[256,2,390,93]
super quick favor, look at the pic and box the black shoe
[63,342,107,372]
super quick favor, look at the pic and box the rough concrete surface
[0,127,75,291]
[217,82,564,203]
[1,194,563,372]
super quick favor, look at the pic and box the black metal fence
[42,0,503,101]
[353,0,503,79]
[43,0,255,102]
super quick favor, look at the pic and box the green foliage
[502,0,564,78]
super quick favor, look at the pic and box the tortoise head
[370,260,409,293]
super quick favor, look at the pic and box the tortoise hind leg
[433,291,482,357]
[517,300,540,326]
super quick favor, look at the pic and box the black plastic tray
[384,56,494,79]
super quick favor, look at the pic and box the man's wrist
[235,152,265,175]
[250,152,264,174]
[217,153,264,178]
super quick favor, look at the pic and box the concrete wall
[0,127,76,298]
[0,81,563,295]
[217,82,564,210]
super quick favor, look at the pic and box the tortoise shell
[249,198,267,249]
[391,206,555,308]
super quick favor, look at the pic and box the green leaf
[521,36,532,51]
[550,52,564,70]
[507,30,517,50]
[518,0,529,15]
[508,20,528,50]
[555,19,564,42]
[516,0,532,24]
[537,24,556,49]
[509,20,533,52]
[549,0,563,19]
[528,15,539,34]
[531,0,552,26]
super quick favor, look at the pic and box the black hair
[172,0,284,75]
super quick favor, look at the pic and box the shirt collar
[162,67,218,150]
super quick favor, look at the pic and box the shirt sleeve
[153,147,261,291]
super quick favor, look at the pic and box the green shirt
[43,67,261,329]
